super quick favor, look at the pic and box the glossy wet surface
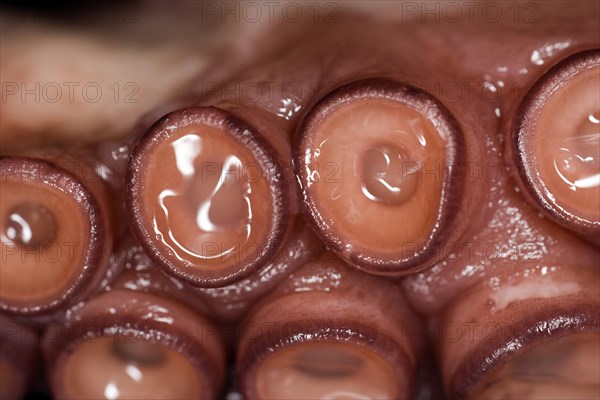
[473,333,600,399]
[1,2,599,399]
[141,124,271,271]
[0,180,87,304]
[303,97,445,254]
[5,202,57,248]
[256,342,398,400]
[534,66,600,221]
[62,337,202,400]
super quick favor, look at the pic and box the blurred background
[1,0,598,153]
[0,0,394,153]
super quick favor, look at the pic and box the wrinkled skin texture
[1,1,599,399]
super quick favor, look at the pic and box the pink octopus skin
[183,5,598,397]
[1,1,598,398]
[105,221,322,323]
[42,249,227,399]
[236,252,424,399]
[0,149,120,318]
